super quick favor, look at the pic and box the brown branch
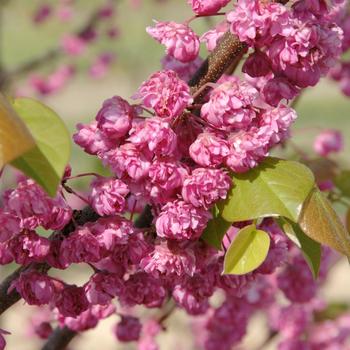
[41,327,77,350]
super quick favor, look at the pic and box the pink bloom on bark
[103,143,151,180]
[114,316,142,342]
[0,211,21,243]
[262,77,299,106]
[8,230,50,265]
[226,127,271,173]
[314,129,343,156]
[146,21,200,62]
[200,21,229,52]
[89,176,129,216]
[182,168,231,209]
[85,272,124,305]
[243,50,271,78]
[140,240,196,277]
[259,105,297,145]
[55,285,90,318]
[96,96,134,139]
[133,70,192,119]
[60,225,105,265]
[201,76,258,131]
[146,159,188,203]
[188,0,230,15]
[128,117,177,156]
[59,304,115,332]
[11,271,56,306]
[121,272,166,308]
[74,121,114,155]
[156,200,211,241]
[161,55,203,82]
[189,132,230,168]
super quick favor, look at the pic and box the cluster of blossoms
[1,1,349,350]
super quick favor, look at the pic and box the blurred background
[0,0,350,349]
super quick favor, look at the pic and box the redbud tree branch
[1,1,290,349]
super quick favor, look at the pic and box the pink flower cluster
[227,0,343,105]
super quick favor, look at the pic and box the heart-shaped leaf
[202,205,232,250]
[11,98,71,197]
[219,157,315,222]
[0,93,35,167]
[299,188,350,257]
[223,224,270,275]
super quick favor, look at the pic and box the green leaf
[299,188,350,257]
[219,157,315,223]
[334,170,350,198]
[278,218,321,279]
[11,98,71,197]
[223,224,270,275]
[0,93,35,167]
[202,205,232,250]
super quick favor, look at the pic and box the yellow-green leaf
[0,93,35,167]
[11,98,71,197]
[278,218,321,279]
[219,157,315,223]
[299,188,350,257]
[223,224,270,275]
[202,205,232,250]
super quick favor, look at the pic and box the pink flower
[11,271,56,306]
[96,96,134,139]
[146,159,188,203]
[74,121,114,155]
[128,117,177,156]
[121,272,166,308]
[103,143,151,180]
[314,129,343,156]
[114,316,142,342]
[227,0,291,46]
[85,272,124,305]
[201,76,258,131]
[59,304,115,331]
[133,70,192,119]
[188,0,230,15]
[189,132,230,168]
[277,250,317,303]
[60,226,105,265]
[140,240,196,277]
[226,127,271,173]
[243,50,271,78]
[262,77,299,106]
[200,21,229,52]
[182,168,231,209]
[61,34,86,56]
[146,21,199,62]
[259,105,297,145]
[89,176,129,216]
[0,211,21,243]
[55,285,90,318]
[156,200,211,241]
[161,55,203,82]
[8,231,50,265]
